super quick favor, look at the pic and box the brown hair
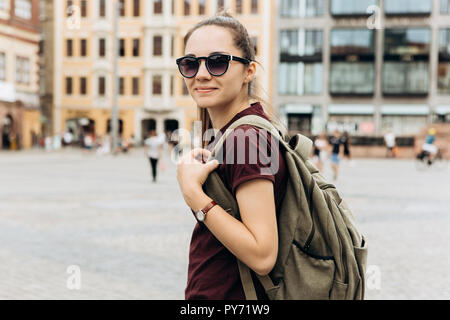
[183,9,286,148]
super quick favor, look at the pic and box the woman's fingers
[191,148,212,163]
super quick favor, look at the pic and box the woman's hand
[177,148,219,208]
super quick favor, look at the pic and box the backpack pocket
[280,242,335,300]
[353,238,368,299]
[329,280,348,300]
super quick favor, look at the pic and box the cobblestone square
[0,148,448,299]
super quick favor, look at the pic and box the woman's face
[183,25,255,109]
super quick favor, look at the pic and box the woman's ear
[245,61,257,84]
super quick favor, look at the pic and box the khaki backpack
[203,115,368,300]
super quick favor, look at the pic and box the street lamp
[111,0,121,155]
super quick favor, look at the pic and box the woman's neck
[208,97,251,131]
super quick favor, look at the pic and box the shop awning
[328,104,375,115]
[435,105,450,115]
[381,105,429,115]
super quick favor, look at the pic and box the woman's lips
[196,88,217,93]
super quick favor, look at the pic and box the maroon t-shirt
[185,102,288,300]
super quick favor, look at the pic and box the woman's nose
[196,60,211,79]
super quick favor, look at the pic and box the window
[170,75,174,96]
[384,28,430,56]
[133,39,140,57]
[119,39,125,56]
[199,0,206,15]
[330,0,377,16]
[66,77,73,94]
[441,0,450,14]
[385,0,431,15]
[153,75,162,95]
[438,29,450,93]
[81,0,87,17]
[0,0,6,10]
[0,52,5,81]
[251,37,258,56]
[153,36,162,56]
[120,0,125,16]
[133,0,140,16]
[119,77,125,95]
[132,77,139,95]
[80,39,87,57]
[15,0,31,19]
[279,29,323,95]
[171,36,174,57]
[80,77,87,95]
[217,0,225,11]
[98,76,106,95]
[99,38,106,57]
[251,0,258,14]
[67,0,73,17]
[66,39,73,57]
[438,28,450,59]
[281,0,325,17]
[278,62,323,95]
[184,0,190,16]
[330,63,374,95]
[280,29,323,60]
[383,28,430,95]
[235,0,243,14]
[330,29,375,95]
[438,63,450,94]
[383,62,429,95]
[154,0,162,14]
[16,56,30,84]
[99,0,106,17]
[330,29,375,55]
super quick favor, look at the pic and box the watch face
[196,210,205,221]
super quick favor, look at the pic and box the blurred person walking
[384,129,396,158]
[313,132,328,173]
[329,130,342,181]
[144,130,164,182]
[340,131,352,164]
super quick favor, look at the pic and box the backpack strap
[207,115,288,161]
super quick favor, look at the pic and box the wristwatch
[194,200,217,222]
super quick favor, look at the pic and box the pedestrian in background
[144,130,164,182]
[329,130,341,181]
[313,132,329,173]
[340,131,352,164]
[384,129,396,158]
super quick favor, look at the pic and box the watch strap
[201,200,217,215]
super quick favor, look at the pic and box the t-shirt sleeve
[221,126,282,197]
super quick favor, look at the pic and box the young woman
[176,11,288,300]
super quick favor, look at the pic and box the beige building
[0,0,41,149]
[45,0,274,145]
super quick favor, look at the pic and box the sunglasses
[176,53,251,78]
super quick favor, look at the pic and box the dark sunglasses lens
[179,57,198,77]
[207,55,228,75]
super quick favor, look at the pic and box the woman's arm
[188,178,278,276]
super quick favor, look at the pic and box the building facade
[47,0,274,146]
[0,0,41,150]
[274,0,450,140]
